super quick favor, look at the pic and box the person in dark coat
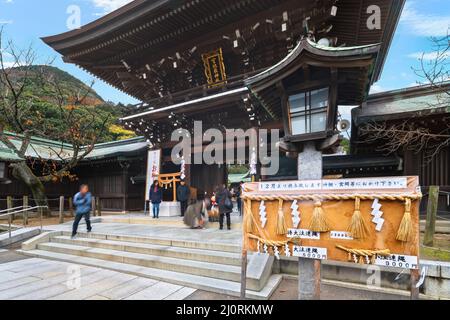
[177,179,191,217]
[236,181,244,216]
[215,184,233,230]
[149,180,163,219]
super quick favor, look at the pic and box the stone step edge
[60,231,242,253]
[36,242,243,278]
[52,235,241,266]
[101,217,243,229]
[36,241,267,289]
[17,249,281,300]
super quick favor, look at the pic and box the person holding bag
[215,184,233,230]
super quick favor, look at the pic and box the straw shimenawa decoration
[336,245,391,265]
[244,199,254,233]
[396,198,412,242]
[309,201,330,233]
[347,197,370,239]
[276,199,288,235]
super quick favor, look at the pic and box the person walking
[236,181,244,216]
[149,180,163,219]
[215,184,233,230]
[72,184,92,239]
[177,179,190,217]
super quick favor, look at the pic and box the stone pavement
[44,220,243,246]
[0,257,196,300]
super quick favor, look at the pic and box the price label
[330,231,353,240]
[375,254,419,270]
[292,246,327,260]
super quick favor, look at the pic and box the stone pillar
[298,142,322,300]
[298,142,322,180]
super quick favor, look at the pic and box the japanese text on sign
[287,229,320,239]
[375,254,419,270]
[259,177,408,192]
[292,246,327,260]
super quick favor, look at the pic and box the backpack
[224,197,233,211]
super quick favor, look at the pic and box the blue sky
[0,0,449,108]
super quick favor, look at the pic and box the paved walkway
[45,219,243,246]
[0,257,196,300]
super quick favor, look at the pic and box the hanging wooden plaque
[202,48,227,88]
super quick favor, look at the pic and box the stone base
[151,202,181,217]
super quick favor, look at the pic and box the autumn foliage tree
[0,29,110,213]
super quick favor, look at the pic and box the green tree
[0,29,109,214]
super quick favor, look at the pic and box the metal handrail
[0,206,29,214]
[0,206,48,240]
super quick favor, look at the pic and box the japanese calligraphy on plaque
[202,48,227,88]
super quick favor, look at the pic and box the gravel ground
[186,279,410,300]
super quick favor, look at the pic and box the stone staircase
[18,231,281,299]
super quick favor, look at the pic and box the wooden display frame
[242,176,421,269]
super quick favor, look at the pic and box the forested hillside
[2,65,136,142]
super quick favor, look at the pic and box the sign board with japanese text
[145,149,161,201]
[202,48,227,88]
[242,176,421,269]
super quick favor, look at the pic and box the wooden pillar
[173,179,177,202]
[240,248,248,299]
[96,197,102,217]
[7,196,13,221]
[410,268,420,300]
[23,196,29,226]
[424,186,439,247]
[69,197,74,217]
[91,196,96,217]
[120,162,130,213]
[59,196,65,224]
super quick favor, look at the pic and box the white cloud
[408,51,450,61]
[91,0,133,14]
[1,61,19,68]
[400,2,450,37]
[0,19,13,24]
[370,84,388,94]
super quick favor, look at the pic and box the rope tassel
[309,201,330,233]
[396,198,412,242]
[244,199,254,233]
[348,197,369,239]
[276,199,288,235]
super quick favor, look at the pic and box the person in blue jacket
[149,180,163,218]
[72,184,92,238]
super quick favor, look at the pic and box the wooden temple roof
[354,82,450,125]
[0,132,149,163]
[42,0,405,107]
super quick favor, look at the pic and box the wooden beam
[276,81,290,135]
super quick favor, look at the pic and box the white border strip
[120,87,249,121]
